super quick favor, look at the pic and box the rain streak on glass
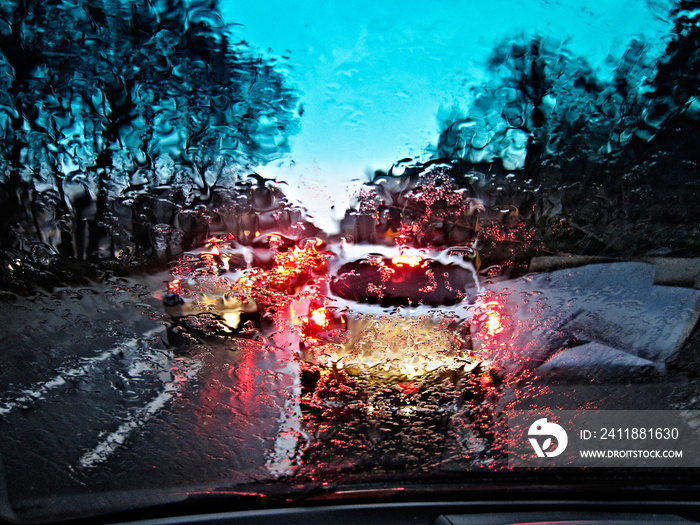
[0,0,700,523]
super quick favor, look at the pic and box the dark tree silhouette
[648,0,700,121]
[431,1,700,263]
[437,34,654,175]
[631,0,700,175]
[0,0,300,261]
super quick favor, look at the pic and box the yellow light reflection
[308,314,476,381]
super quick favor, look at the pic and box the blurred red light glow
[310,307,330,329]
[475,300,505,336]
[391,255,422,267]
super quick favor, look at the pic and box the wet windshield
[1,0,700,522]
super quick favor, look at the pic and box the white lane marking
[76,357,201,469]
[76,388,174,469]
[0,328,164,417]
[266,324,308,478]
[0,342,134,417]
[267,383,306,478]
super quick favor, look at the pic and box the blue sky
[220,0,673,231]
